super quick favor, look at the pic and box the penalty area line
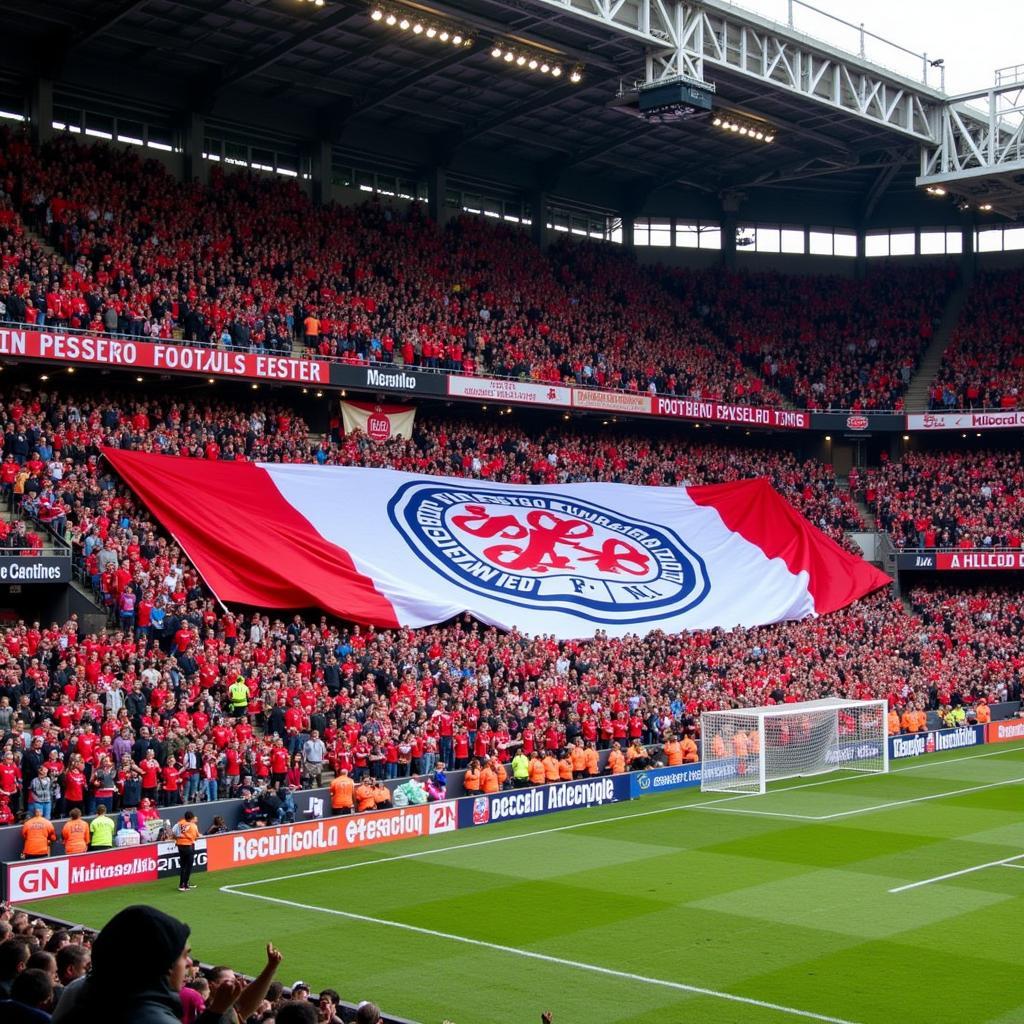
[889,853,1024,893]
[223,886,862,1024]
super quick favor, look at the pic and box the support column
[308,139,332,207]
[621,213,635,249]
[960,219,976,284]
[855,227,867,279]
[720,212,737,268]
[28,79,54,145]
[426,166,447,224]
[720,191,741,270]
[182,112,208,186]
[529,190,546,248]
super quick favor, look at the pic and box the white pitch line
[1001,863,1024,870]
[225,886,862,1024]
[889,853,1024,893]
[815,775,1024,822]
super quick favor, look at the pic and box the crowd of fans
[655,264,952,412]
[1,384,1021,833]
[930,268,1024,410]
[0,902,383,1023]
[853,448,1024,549]
[0,128,963,412]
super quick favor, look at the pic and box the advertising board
[629,764,703,799]
[0,328,330,386]
[907,411,1024,432]
[205,801,457,871]
[898,551,1024,572]
[0,556,71,584]
[655,396,809,430]
[888,725,985,760]
[447,376,571,406]
[456,775,630,828]
[986,720,1024,744]
[6,845,159,903]
[331,363,447,396]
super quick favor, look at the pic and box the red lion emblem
[450,504,651,576]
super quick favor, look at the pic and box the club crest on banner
[388,483,710,624]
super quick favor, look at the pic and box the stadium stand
[654,263,953,412]
[929,267,1024,410]
[854,449,1024,549]
[0,129,956,412]
[0,381,1018,833]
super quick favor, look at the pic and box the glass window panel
[1003,227,1024,250]
[833,232,856,257]
[698,224,721,249]
[808,230,833,255]
[889,231,915,256]
[649,217,672,246]
[865,233,889,257]
[780,228,805,254]
[919,231,946,255]
[675,222,700,248]
[977,228,1002,252]
[755,226,780,252]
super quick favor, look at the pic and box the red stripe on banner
[688,478,890,615]
[101,449,399,627]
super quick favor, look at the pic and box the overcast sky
[732,0,1023,96]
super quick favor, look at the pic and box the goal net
[700,698,888,795]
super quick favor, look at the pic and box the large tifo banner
[102,453,889,638]
[340,399,415,441]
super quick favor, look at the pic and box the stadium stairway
[20,222,60,260]
[844,480,878,532]
[68,579,111,634]
[903,278,969,411]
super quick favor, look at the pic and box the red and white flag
[340,400,415,442]
[104,450,889,639]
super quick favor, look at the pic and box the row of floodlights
[368,6,584,81]
[489,44,582,82]
[925,186,993,211]
[712,115,774,143]
[370,7,471,46]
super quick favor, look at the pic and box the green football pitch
[29,742,1024,1024]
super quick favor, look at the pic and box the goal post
[700,698,889,795]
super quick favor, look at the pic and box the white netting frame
[700,699,888,795]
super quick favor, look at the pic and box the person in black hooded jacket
[54,905,243,1024]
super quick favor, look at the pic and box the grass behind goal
[32,742,1024,1024]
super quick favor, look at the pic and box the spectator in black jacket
[54,905,244,1024]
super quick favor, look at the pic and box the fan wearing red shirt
[62,760,88,814]
[160,757,181,806]
[453,730,470,769]
[270,739,290,787]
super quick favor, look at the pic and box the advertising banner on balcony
[0,327,331,386]
[906,411,1024,432]
[897,551,1024,572]
[448,375,571,406]
[103,452,890,639]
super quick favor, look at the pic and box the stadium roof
[0,0,1008,225]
